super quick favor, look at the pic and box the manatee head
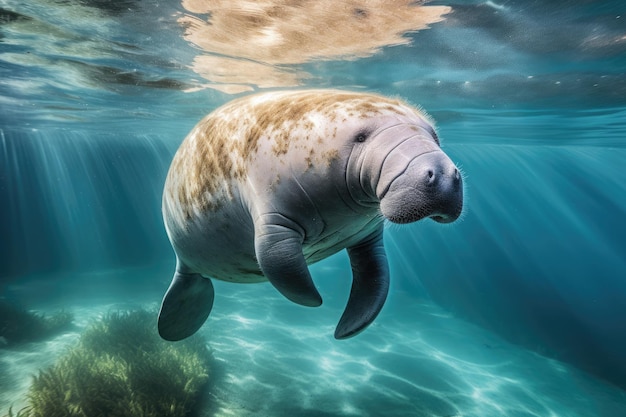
[345,106,463,224]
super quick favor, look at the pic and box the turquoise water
[1,1,626,415]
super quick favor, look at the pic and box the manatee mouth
[430,213,457,224]
[384,205,457,225]
[383,196,462,225]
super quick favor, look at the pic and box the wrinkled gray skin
[158,90,463,341]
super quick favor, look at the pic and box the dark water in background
[1,0,626,415]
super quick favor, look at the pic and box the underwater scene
[1,0,625,416]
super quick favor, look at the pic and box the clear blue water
[1,0,626,415]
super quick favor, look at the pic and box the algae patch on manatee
[4,310,212,417]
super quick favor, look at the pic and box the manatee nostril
[425,167,439,186]
[453,168,460,182]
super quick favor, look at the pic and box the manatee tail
[158,262,214,341]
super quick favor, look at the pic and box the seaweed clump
[4,310,211,417]
[0,300,73,347]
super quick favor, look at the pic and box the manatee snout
[380,151,463,224]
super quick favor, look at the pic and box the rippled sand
[1,264,624,416]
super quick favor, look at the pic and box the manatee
[158,89,463,341]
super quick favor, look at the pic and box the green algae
[4,309,211,417]
[0,301,73,347]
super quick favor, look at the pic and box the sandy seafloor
[1,261,625,417]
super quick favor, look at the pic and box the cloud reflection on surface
[179,0,451,92]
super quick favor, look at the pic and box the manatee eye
[354,131,369,143]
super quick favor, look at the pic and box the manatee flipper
[335,230,390,339]
[158,263,215,341]
[254,215,322,307]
